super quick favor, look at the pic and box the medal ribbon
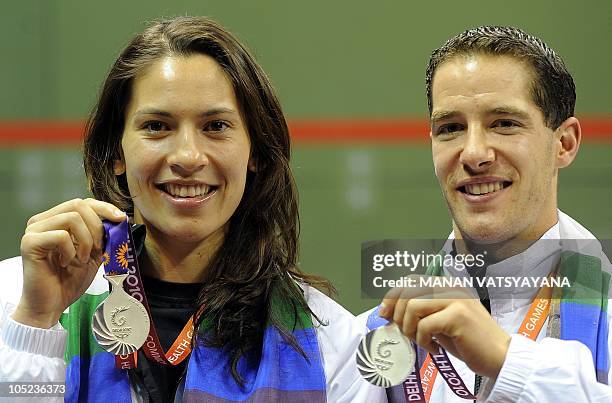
[405,281,554,402]
[102,220,197,369]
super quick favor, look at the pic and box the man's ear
[114,158,126,175]
[555,117,581,169]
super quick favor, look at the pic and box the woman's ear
[114,158,126,175]
[555,117,581,169]
[248,156,257,172]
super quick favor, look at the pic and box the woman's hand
[12,198,126,328]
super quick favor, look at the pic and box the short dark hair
[425,26,576,129]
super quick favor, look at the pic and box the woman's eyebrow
[134,108,172,117]
[133,107,238,118]
[200,107,237,117]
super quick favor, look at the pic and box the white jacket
[0,258,386,403]
[359,211,612,402]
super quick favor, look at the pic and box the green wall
[1,0,612,118]
[0,1,611,313]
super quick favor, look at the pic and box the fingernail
[80,253,89,264]
[114,209,125,218]
[378,303,388,318]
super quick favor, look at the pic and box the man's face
[430,54,560,242]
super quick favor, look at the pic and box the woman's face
[115,54,253,246]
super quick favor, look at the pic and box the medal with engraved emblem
[92,274,150,355]
[356,322,416,387]
[92,220,150,355]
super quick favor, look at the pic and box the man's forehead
[430,54,538,115]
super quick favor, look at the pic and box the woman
[0,16,385,402]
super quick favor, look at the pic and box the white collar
[439,210,596,314]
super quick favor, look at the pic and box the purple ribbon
[102,219,132,276]
[403,344,476,402]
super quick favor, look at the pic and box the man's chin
[462,230,509,244]
[454,217,511,244]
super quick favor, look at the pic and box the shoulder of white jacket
[0,255,23,270]
[299,283,358,323]
[0,256,24,307]
[0,256,21,268]
[558,209,597,239]
[355,306,379,329]
[0,255,108,304]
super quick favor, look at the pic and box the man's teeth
[464,181,506,195]
[164,184,211,198]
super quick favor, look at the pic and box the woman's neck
[139,226,225,283]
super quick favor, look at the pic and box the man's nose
[459,125,495,173]
[167,128,209,176]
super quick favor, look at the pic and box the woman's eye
[205,120,229,132]
[143,121,168,133]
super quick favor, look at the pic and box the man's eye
[205,120,229,132]
[436,123,464,136]
[492,120,519,129]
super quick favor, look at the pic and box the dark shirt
[129,225,201,403]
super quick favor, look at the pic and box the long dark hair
[83,16,332,384]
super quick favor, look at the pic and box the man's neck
[457,238,538,265]
[454,221,559,265]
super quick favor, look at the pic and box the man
[361,26,612,402]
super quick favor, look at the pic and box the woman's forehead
[126,55,239,117]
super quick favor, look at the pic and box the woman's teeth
[164,184,211,198]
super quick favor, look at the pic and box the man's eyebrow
[134,107,238,118]
[430,110,460,123]
[488,106,531,120]
[430,107,532,123]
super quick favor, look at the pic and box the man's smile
[456,177,513,196]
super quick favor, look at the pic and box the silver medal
[92,274,150,355]
[356,322,416,387]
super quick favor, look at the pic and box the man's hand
[379,277,511,379]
